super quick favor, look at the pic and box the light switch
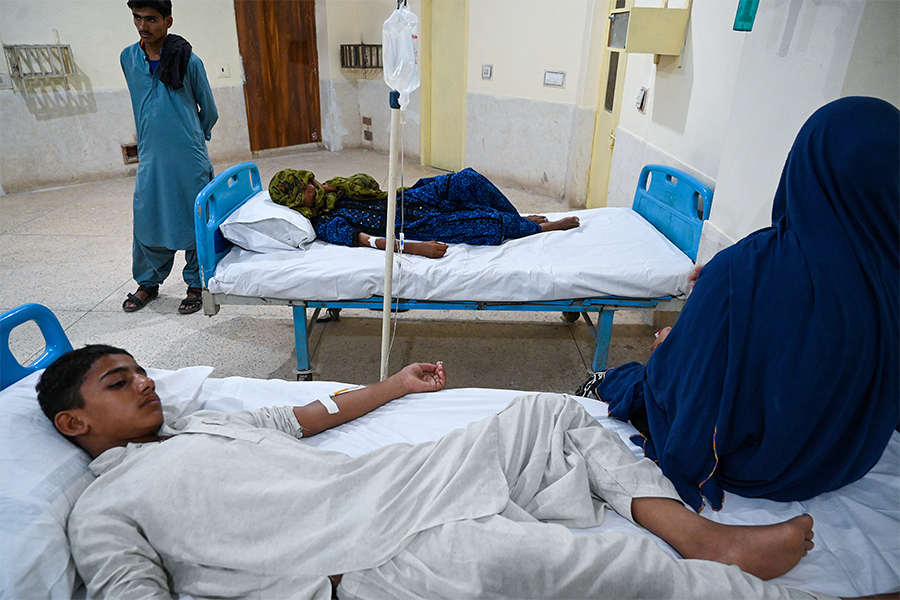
[635,87,648,113]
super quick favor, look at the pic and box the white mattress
[207,207,695,302]
[198,375,900,598]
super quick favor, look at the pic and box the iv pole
[380,0,416,381]
[380,90,401,381]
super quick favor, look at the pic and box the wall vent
[121,144,139,165]
[340,44,382,69]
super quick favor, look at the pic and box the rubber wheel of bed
[563,312,581,323]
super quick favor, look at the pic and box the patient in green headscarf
[268,168,579,259]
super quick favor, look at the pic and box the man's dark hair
[126,0,172,18]
[36,345,133,427]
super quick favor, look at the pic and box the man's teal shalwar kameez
[121,41,217,289]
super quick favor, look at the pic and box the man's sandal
[178,287,203,315]
[122,285,159,313]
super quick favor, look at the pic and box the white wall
[0,0,250,193]
[608,0,900,263]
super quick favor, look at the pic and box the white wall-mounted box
[608,7,690,56]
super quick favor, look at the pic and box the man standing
[120,0,217,315]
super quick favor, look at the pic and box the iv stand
[380,90,402,381]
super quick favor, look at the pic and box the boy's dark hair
[36,345,133,427]
[126,0,172,18]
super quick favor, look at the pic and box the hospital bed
[2,303,898,599]
[194,163,711,378]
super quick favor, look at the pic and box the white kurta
[67,395,833,600]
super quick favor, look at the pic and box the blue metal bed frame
[195,163,712,379]
[0,303,73,391]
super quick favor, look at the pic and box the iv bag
[382,4,419,110]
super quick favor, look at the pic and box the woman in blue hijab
[592,97,899,512]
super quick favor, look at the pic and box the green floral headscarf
[268,169,333,218]
[269,170,396,218]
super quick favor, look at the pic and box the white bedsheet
[207,207,695,302]
[198,375,900,599]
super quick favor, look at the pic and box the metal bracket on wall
[3,44,76,79]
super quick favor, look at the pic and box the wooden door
[233,0,321,151]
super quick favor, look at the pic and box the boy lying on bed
[39,345,831,600]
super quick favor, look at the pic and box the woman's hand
[358,234,449,258]
[689,265,703,288]
[397,361,447,394]
[650,327,672,352]
[407,241,449,258]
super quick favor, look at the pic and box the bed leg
[200,290,219,316]
[592,310,615,372]
[292,305,314,381]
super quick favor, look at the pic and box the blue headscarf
[599,97,899,511]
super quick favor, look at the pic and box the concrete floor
[0,148,658,392]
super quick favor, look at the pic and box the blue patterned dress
[312,168,541,247]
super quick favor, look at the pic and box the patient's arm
[358,232,449,258]
[293,362,446,436]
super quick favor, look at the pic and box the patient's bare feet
[539,216,580,232]
[525,215,549,224]
[632,498,814,581]
[686,514,815,581]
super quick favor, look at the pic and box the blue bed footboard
[633,165,713,262]
[194,162,712,379]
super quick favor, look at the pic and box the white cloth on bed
[207,207,695,302]
[68,394,831,600]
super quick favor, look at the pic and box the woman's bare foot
[539,216,580,232]
[525,215,549,224]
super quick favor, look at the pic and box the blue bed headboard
[0,304,73,391]
[631,164,713,262]
[195,161,263,287]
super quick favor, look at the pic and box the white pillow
[0,365,214,599]
[219,191,316,253]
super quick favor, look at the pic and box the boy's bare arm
[293,362,446,436]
